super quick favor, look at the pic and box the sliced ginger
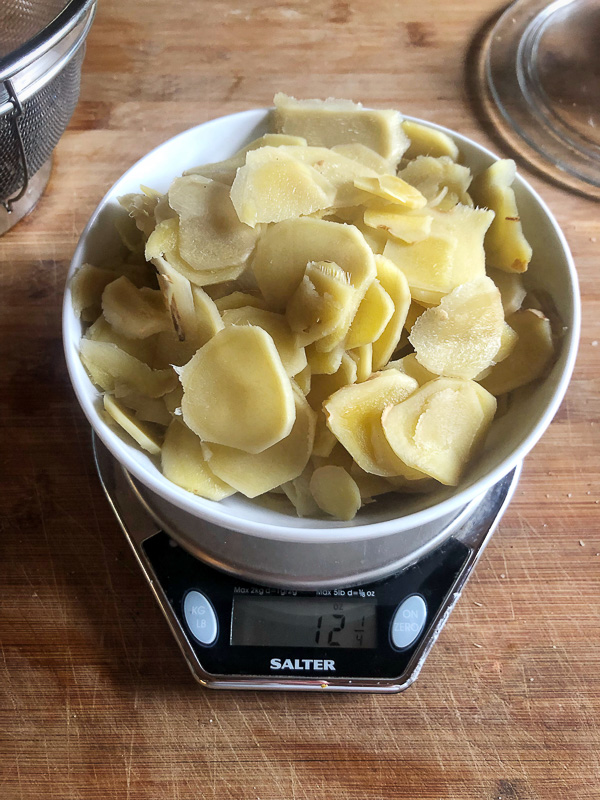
[161,419,235,500]
[180,325,295,454]
[102,276,170,339]
[285,260,355,348]
[274,93,409,163]
[309,465,362,521]
[103,394,162,455]
[230,146,336,226]
[479,309,554,395]
[381,378,497,485]
[324,370,418,476]
[76,94,554,521]
[201,388,316,498]
[469,159,532,273]
[409,276,504,379]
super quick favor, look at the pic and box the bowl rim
[63,108,581,543]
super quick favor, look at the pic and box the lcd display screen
[231,596,377,648]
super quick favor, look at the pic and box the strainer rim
[0,0,95,81]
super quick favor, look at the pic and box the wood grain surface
[1,0,599,798]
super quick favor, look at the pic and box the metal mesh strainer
[0,0,96,230]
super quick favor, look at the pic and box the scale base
[94,438,520,692]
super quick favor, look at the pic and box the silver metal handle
[0,80,29,211]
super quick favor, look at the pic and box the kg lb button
[183,590,218,646]
[390,594,427,650]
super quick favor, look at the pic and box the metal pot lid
[0,0,94,78]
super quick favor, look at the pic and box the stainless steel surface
[0,0,96,217]
[0,157,51,235]
[93,434,521,692]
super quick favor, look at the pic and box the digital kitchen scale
[94,436,520,693]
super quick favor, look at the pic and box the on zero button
[390,594,427,651]
[183,590,218,646]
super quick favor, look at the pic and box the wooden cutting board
[1,0,598,797]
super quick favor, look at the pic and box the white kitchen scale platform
[94,436,520,693]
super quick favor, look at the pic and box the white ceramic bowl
[63,109,580,541]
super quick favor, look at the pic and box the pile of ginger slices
[73,94,556,521]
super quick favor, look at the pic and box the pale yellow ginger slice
[274,93,409,163]
[103,394,162,455]
[153,192,177,226]
[118,192,159,239]
[494,322,519,363]
[409,276,504,379]
[309,465,362,521]
[102,276,170,339]
[383,222,455,305]
[402,120,460,161]
[180,325,295,454]
[385,353,437,386]
[312,412,338,457]
[487,267,527,317]
[152,255,215,351]
[323,370,418,476]
[325,205,364,225]
[370,420,431,481]
[282,465,320,517]
[447,207,496,288]
[163,384,183,415]
[350,463,394,499]
[381,377,497,485]
[371,254,411,370]
[152,331,198,369]
[279,145,379,208]
[347,343,373,383]
[312,442,354,472]
[168,174,259,274]
[146,217,247,287]
[230,146,336,227]
[117,391,172,426]
[363,206,432,244]
[71,264,118,322]
[286,260,355,348]
[85,315,157,365]
[383,204,494,304]
[353,219,388,254]
[469,159,532,273]
[221,306,307,377]
[307,353,358,412]
[294,364,311,396]
[479,308,554,396]
[184,133,307,184]
[191,284,225,342]
[215,291,268,312]
[80,339,177,398]
[353,174,427,209]
[161,419,235,500]
[153,254,195,341]
[399,156,471,210]
[200,389,316,498]
[346,279,394,349]
[331,143,393,174]
[306,343,344,375]
[253,219,375,346]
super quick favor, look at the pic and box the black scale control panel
[142,532,472,681]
